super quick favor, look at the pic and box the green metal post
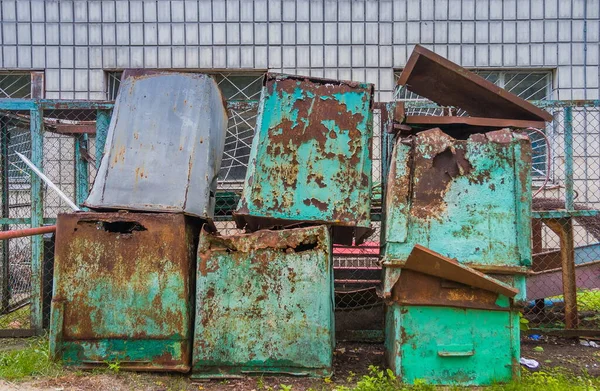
[1,118,9,314]
[564,107,574,210]
[29,105,44,334]
[95,110,111,170]
[74,134,89,207]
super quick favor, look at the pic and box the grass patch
[548,289,600,312]
[305,366,599,391]
[0,336,64,380]
[0,306,30,329]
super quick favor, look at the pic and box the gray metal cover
[85,73,227,220]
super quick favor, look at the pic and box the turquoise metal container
[382,128,532,300]
[384,245,520,386]
[192,225,334,378]
[234,73,374,245]
[50,212,199,372]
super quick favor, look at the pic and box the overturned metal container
[234,74,374,245]
[85,72,227,224]
[382,128,532,299]
[385,245,520,386]
[192,225,334,378]
[49,212,200,372]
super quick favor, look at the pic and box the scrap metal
[234,73,374,245]
[385,245,520,385]
[50,212,199,372]
[192,225,334,378]
[85,72,227,224]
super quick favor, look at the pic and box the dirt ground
[1,338,600,391]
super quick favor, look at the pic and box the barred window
[105,71,265,185]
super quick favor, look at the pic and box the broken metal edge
[397,44,553,122]
[264,72,374,92]
[232,213,374,246]
[381,260,530,275]
[80,207,217,232]
[405,115,547,130]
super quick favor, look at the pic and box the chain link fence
[524,104,600,330]
[1,95,598,337]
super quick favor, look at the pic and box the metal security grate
[0,73,32,99]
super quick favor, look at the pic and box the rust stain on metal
[235,73,374,245]
[50,211,199,372]
[403,245,519,298]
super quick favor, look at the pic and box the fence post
[1,118,9,314]
[74,134,89,207]
[95,109,111,170]
[29,104,44,334]
[564,106,574,210]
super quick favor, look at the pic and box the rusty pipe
[0,225,56,240]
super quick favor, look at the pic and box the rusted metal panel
[85,73,227,223]
[50,212,199,372]
[404,115,546,130]
[397,45,553,122]
[383,128,532,274]
[192,225,334,378]
[385,304,519,386]
[384,245,519,385]
[234,73,374,245]
[403,245,518,298]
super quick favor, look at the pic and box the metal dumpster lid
[397,45,553,123]
[403,244,519,298]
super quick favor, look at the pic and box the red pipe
[0,225,56,240]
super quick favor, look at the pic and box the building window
[0,72,33,99]
[1,72,44,188]
[394,70,552,101]
[105,71,265,186]
[394,69,552,179]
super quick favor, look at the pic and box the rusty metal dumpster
[385,245,520,386]
[85,72,227,223]
[49,212,200,372]
[192,225,334,378]
[382,128,532,300]
[234,74,374,245]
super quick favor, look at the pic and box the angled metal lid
[403,244,519,298]
[397,45,553,122]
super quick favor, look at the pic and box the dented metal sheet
[85,73,227,223]
[397,45,553,123]
[192,225,334,378]
[383,128,532,272]
[49,212,199,372]
[403,245,518,298]
[234,73,374,245]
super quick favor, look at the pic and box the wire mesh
[0,114,33,332]
[525,105,600,329]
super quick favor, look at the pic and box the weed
[257,375,265,389]
[104,359,121,373]
[0,336,63,380]
[279,384,293,391]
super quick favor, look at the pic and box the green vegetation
[305,366,599,391]
[549,289,600,312]
[0,336,63,380]
[0,306,29,329]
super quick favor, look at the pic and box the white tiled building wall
[1,0,599,101]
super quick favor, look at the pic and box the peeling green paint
[192,225,334,378]
[385,305,519,386]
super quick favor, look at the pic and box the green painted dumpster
[49,212,200,372]
[385,245,520,386]
[234,73,374,245]
[192,225,334,378]
[382,128,532,300]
